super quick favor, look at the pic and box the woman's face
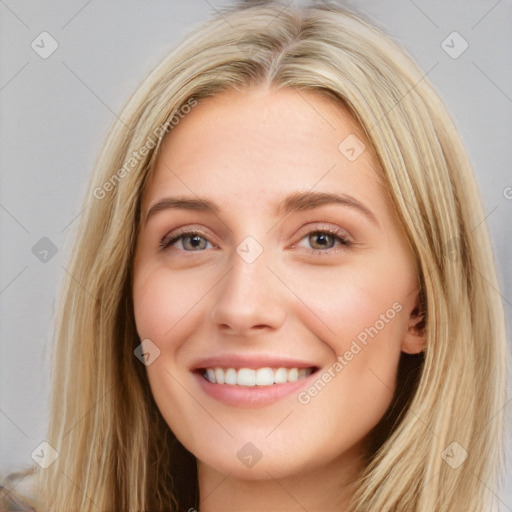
[132,86,424,480]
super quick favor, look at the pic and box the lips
[191,354,318,372]
[190,354,320,406]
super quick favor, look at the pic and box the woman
[2,1,507,510]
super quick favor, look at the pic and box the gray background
[1,0,511,508]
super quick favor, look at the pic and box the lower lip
[193,370,318,408]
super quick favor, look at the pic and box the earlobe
[401,294,426,355]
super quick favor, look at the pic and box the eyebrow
[144,191,378,227]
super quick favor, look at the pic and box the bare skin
[132,85,425,511]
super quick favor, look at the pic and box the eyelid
[294,223,352,243]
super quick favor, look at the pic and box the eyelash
[159,226,351,255]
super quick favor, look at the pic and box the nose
[209,249,287,336]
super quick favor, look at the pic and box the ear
[401,290,426,355]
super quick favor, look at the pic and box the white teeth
[202,366,314,386]
[214,367,225,384]
[255,367,274,386]
[206,369,216,383]
[237,368,256,386]
[225,368,237,385]
[274,367,288,384]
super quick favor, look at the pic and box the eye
[159,230,215,252]
[294,228,351,254]
[159,227,351,254]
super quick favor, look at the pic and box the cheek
[290,263,412,399]
[132,264,208,343]
[292,262,410,348]
[290,275,408,455]
[132,265,209,447]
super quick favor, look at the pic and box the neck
[195,445,365,512]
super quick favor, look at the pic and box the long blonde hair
[28,2,507,510]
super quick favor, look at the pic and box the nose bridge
[210,238,285,333]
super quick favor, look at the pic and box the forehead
[142,86,387,216]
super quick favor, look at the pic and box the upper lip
[191,354,319,371]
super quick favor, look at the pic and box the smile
[194,364,321,408]
[201,367,315,386]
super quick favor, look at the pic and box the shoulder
[0,485,36,511]
[0,469,39,512]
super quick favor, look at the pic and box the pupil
[312,233,332,249]
[190,235,202,247]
